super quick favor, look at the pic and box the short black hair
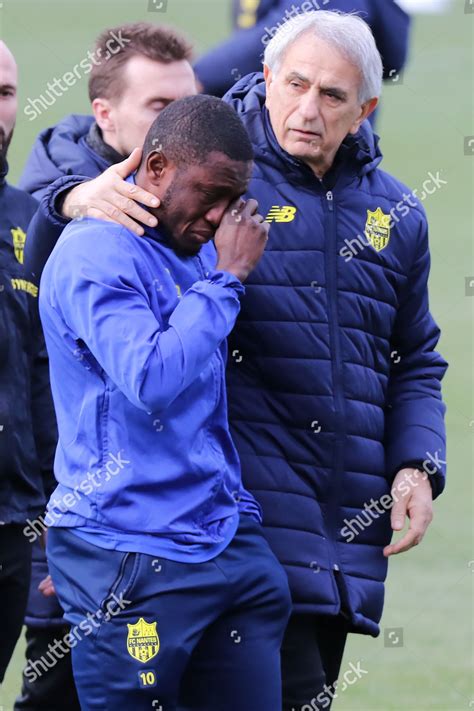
[141,95,254,168]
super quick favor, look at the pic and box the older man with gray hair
[28,9,447,710]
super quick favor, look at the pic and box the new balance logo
[265,205,297,223]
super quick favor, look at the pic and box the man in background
[20,22,195,202]
[0,40,57,689]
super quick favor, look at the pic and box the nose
[204,199,230,228]
[298,88,321,123]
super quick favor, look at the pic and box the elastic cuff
[48,175,92,225]
[393,460,444,499]
[204,269,245,296]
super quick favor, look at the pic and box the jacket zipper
[324,189,345,574]
[195,253,224,417]
[193,253,226,527]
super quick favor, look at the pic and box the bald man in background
[0,41,57,684]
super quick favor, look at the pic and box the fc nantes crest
[127,618,160,663]
[11,227,27,264]
[364,208,391,253]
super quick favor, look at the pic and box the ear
[146,150,170,187]
[263,64,274,106]
[349,97,378,135]
[91,97,115,133]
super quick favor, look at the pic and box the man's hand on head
[383,467,434,557]
[61,147,160,235]
[214,198,269,283]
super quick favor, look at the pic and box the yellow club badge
[364,207,391,253]
[127,618,160,664]
[11,226,27,264]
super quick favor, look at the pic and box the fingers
[38,574,56,597]
[115,147,143,178]
[384,525,425,557]
[384,501,433,557]
[390,494,408,532]
[110,178,159,227]
[241,198,259,216]
[87,201,151,236]
[227,198,266,230]
[120,176,160,209]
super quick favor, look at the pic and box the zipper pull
[326,191,334,211]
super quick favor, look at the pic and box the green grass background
[0,0,472,709]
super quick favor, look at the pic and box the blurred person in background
[20,22,196,202]
[194,0,410,110]
[21,21,196,283]
[0,40,57,691]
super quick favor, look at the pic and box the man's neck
[305,148,338,181]
[86,123,126,165]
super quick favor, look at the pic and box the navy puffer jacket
[224,74,447,636]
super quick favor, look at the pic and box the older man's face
[264,32,377,178]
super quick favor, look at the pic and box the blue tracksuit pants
[47,515,292,710]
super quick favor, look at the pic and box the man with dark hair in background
[20,22,196,201]
[40,95,290,711]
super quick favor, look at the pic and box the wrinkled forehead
[274,32,361,95]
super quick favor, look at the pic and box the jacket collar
[85,122,126,166]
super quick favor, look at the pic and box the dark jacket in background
[19,118,122,628]
[20,116,124,285]
[194,0,410,97]
[0,156,56,526]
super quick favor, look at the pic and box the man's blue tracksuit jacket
[39,208,262,559]
[21,71,447,635]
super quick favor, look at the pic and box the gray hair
[263,10,383,103]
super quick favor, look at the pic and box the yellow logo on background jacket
[11,227,27,264]
[127,618,160,663]
[237,0,260,28]
[364,208,391,252]
[265,206,297,223]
